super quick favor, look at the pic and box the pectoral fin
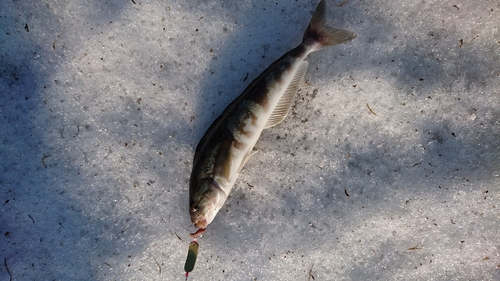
[265,61,308,129]
[238,149,258,173]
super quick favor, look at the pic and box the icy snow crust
[1,0,499,280]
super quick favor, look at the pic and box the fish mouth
[190,218,207,238]
[193,218,208,229]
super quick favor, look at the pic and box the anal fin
[238,148,258,173]
[265,61,308,129]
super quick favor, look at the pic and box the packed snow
[1,0,499,280]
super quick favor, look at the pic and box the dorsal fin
[265,61,308,129]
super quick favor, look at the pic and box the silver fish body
[189,0,356,235]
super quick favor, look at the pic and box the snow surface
[1,0,499,280]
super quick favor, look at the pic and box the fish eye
[191,204,199,212]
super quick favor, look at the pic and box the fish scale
[188,0,356,237]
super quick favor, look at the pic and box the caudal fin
[303,0,357,48]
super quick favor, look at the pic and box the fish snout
[193,218,208,229]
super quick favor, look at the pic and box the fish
[189,0,356,237]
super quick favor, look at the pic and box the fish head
[189,180,226,229]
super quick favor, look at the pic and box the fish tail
[303,0,357,50]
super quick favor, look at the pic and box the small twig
[154,257,162,275]
[73,123,80,137]
[28,214,35,223]
[407,244,423,250]
[344,188,350,197]
[337,0,350,7]
[366,103,377,116]
[175,232,182,241]
[5,259,12,281]
[42,154,51,168]
[308,263,315,281]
